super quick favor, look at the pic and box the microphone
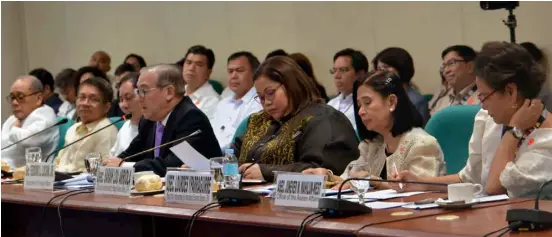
[318,177,448,218]
[1,118,69,150]
[44,115,131,163]
[506,179,552,232]
[119,129,202,162]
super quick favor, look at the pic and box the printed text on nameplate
[274,173,325,209]
[95,166,134,196]
[24,163,55,190]
[165,171,213,204]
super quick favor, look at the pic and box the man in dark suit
[103,64,221,176]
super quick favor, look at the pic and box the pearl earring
[390,108,395,112]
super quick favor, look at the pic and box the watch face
[512,128,523,139]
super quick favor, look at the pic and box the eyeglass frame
[477,90,497,103]
[5,91,41,103]
[134,86,168,98]
[254,84,283,104]
[440,59,466,71]
[329,67,351,75]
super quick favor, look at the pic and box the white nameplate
[94,166,134,196]
[165,171,213,205]
[274,173,325,209]
[24,163,55,190]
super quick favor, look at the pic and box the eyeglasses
[477,90,497,103]
[5,92,41,103]
[441,59,465,70]
[76,95,102,104]
[330,67,350,75]
[134,87,159,97]
[254,84,283,104]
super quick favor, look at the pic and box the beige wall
[2,2,28,122]
[4,2,552,120]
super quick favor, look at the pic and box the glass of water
[84,152,102,180]
[25,147,43,166]
[210,157,225,191]
[347,161,371,204]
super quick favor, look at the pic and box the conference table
[2,183,551,237]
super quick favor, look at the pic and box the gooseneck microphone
[1,118,69,150]
[44,115,131,163]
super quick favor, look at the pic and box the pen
[393,163,403,190]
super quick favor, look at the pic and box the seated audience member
[233,56,359,182]
[109,73,142,157]
[182,45,220,121]
[303,71,445,189]
[1,76,59,169]
[212,51,263,149]
[29,68,63,114]
[76,66,108,84]
[55,68,78,119]
[114,63,136,85]
[289,52,330,102]
[124,53,147,72]
[328,48,369,131]
[107,63,137,117]
[55,77,117,173]
[520,42,552,111]
[431,45,479,115]
[373,47,430,124]
[265,49,288,60]
[392,41,552,198]
[88,50,112,74]
[428,69,451,113]
[103,65,221,176]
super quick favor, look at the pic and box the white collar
[339,93,353,102]
[232,87,257,103]
[186,81,211,99]
[160,111,172,126]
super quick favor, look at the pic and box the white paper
[402,194,510,209]
[363,189,431,200]
[365,201,408,209]
[273,173,325,209]
[324,188,356,196]
[169,141,211,171]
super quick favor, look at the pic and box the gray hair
[146,64,185,97]
[16,75,44,93]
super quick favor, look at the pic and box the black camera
[480,1,519,11]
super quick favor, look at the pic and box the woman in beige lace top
[303,71,445,189]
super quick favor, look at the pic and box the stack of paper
[402,194,510,209]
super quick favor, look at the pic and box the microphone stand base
[507,208,552,231]
[216,189,260,207]
[318,198,372,218]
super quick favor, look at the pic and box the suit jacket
[119,97,222,176]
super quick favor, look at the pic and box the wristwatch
[506,126,524,140]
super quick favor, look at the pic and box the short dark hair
[333,48,369,73]
[265,49,288,60]
[75,66,109,93]
[184,45,215,69]
[118,72,140,89]
[355,71,423,141]
[115,63,136,76]
[520,42,543,63]
[79,77,114,103]
[124,53,147,68]
[54,68,77,89]
[29,68,54,90]
[372,47,415,84]
[441,45,477,62]
[254,56,323,115]
[227,51,260,72]
[474,41,546,99]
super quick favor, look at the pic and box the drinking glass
[84,152,102,180]
[210,157,225,191]
[25,147,42,166]
[347,161,371,204]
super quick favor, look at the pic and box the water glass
[347,162,371,204]
[210,157,225,191]
[25,147,43,165]
[84,152,102,180]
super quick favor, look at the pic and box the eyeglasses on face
[254,84,283,104]
[6,92,41,103]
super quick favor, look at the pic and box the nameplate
[24,163,55,190]
[165,171,213,205]
[94,166,134,196]
[274,173,325,209]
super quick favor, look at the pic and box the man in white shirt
[109,72,141,157]
[1,76,59,169]
[212,51,263,149]
[182,45,220,121]
[328,49,369,131]
[55,68,78,119]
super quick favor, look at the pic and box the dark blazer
[118,97,221,176]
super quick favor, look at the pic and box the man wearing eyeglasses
[1,76,59,169]
[328,49,369,131]
[103,64,221,176]
[430,45,480,115]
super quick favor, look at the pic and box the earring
[390,108,395,112]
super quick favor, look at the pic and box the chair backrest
[208,80,224,95]
[424,105,481,174]
[232,116,251,145]
[423,94,433,103]
[57,117,75,150]
[109,117,126,130]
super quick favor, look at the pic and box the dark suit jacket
[118,97,222,176]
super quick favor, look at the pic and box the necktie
[154,122,164,158]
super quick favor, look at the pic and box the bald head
[89,50,112,73]
[10,75,44,120]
